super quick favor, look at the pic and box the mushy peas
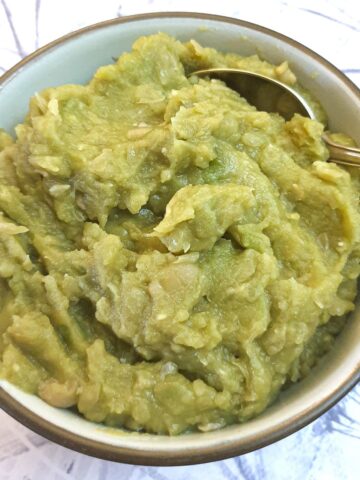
[1,34,359,435]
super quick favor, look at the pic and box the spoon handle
[323,132,360,167]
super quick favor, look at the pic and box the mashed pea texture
[1,34,359,435]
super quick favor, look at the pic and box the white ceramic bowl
[0,12,359,466]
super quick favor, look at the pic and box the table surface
[0,0,359,479]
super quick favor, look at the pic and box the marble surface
[0,0,359,479]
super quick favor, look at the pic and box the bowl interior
[0,13,359,465]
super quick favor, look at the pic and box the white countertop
[0,1,359,479]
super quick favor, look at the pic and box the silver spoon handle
[322,132,360,167]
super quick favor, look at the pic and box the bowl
[0,12,359,466]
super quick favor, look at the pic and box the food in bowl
[0,33,359,435]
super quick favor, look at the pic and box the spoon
[191,68,360,167]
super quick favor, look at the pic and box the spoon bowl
[192,67,360,167]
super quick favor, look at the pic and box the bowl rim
[0,11,359,467]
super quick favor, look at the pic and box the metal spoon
[191,68,360,167]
